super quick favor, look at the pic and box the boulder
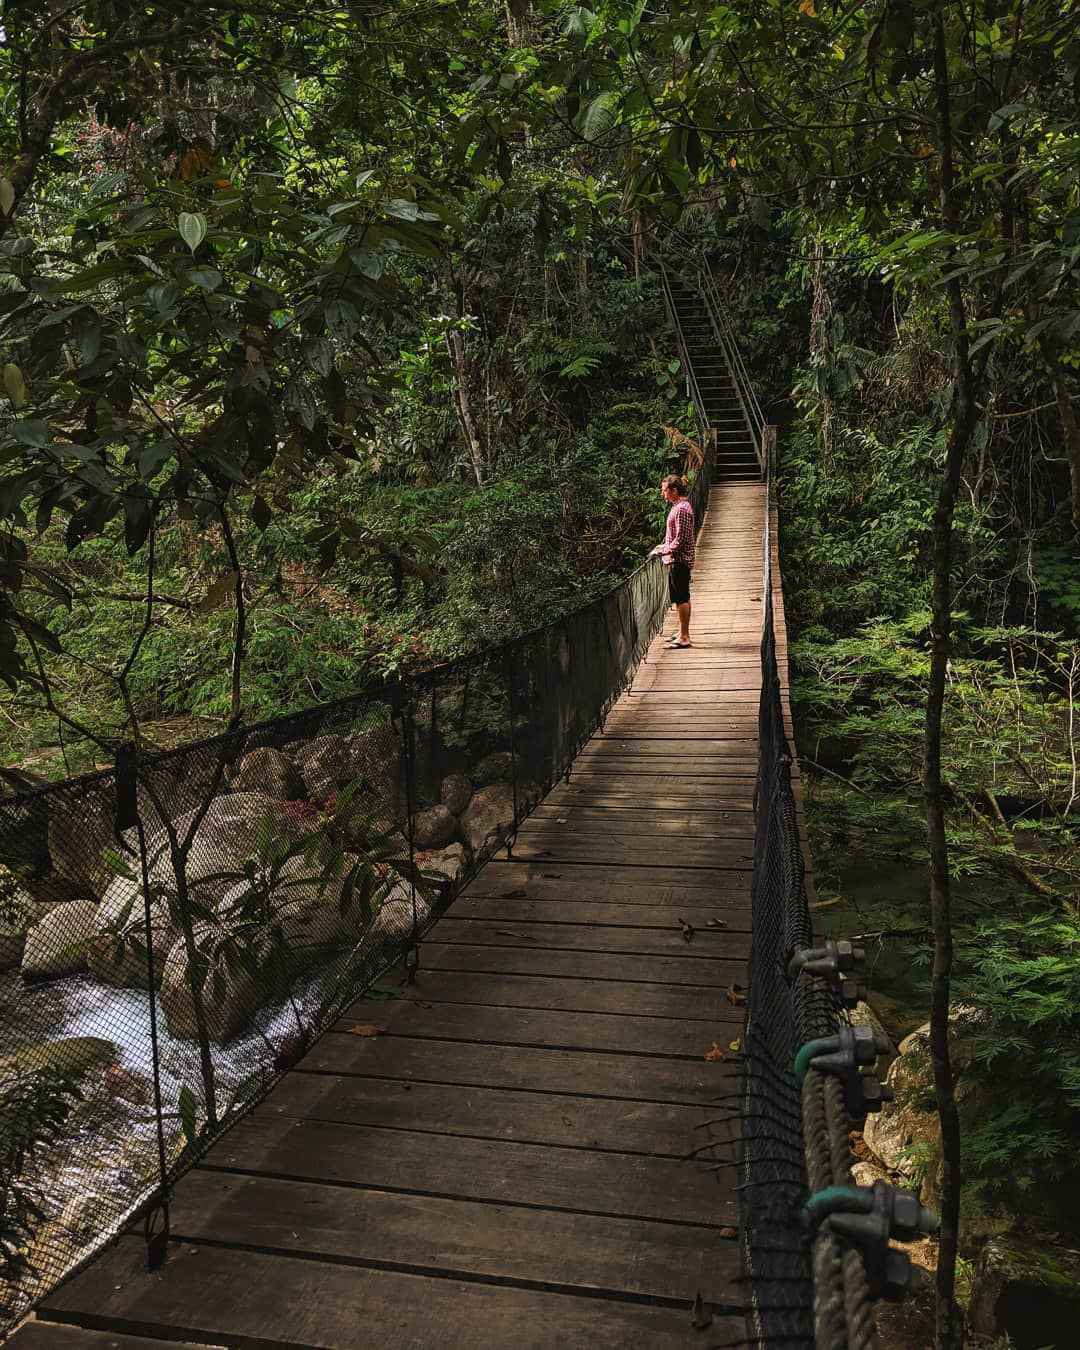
[440,773,473,817]
[297,725,402,812]
[349,722,404,816]
[862,1051,941,1204]
[472,751,514,787]
[87,876,178,988]
[849,1000,897,1067]
[159,925,263,1044]
[47,785,114,896]
[371,896,430,946]
[232,747,303,800]
[142,792,306,892]
[412,805,458,851]
[460,781,539,855]
[295,734,352,803]
[421,843,467,886]
[969,1239,1080,1348]
[0,1036,116,1080]
[219,855,354,967]
[0,866,33,972]
[21,900,97,977]
[461,783,516,855]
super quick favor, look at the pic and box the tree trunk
[443,267,485,487]
[927,17,974,1348]
[1046,352,1080,531]
[446,329,484,487]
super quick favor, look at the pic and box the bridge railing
[697,260,768,472]
[739,446,931,1349]
[0,479,723,1330]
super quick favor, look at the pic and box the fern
[581,91,619,143]
[0,1064,85,1285]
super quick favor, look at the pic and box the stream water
[0,968,318,1325]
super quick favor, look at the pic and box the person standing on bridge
[650,474,694,648]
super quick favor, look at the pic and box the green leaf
[0,178,14,216]
[177,1085,198,1145]
[187,267,222,291]
[178,212,208,253]
[3,364,28,409]
[251,495,272,531]
[123,486,153,555]
[196,571,238,612]
[12,420,48,448]
[581,92,618,142]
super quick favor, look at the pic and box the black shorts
[667,563,691,605]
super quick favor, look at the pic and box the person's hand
[649,545,663,557]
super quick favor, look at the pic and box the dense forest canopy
[2,2,1079,1346]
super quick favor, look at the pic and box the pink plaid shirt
[661,498,695,568]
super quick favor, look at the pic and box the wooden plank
[204,1115,736,1226]
[264,1069,721,1155]
[6,1328,213,1350]
[542,783,756,809]
[428,917,750,962]
[300,1030,735,1105]
[42,1240,745,1349]
[460,860,753,901]
[450,897,754,935]
[332,998,730,1060]
[370,968,748,1022]
[418,943,748,986]
[509,830,754,869]
[166,1170,742,1305]
[530,804,754,833]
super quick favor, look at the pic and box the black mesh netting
[737,491,874,1350]
[0,484,683,1329]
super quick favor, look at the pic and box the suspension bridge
[1,271,917,1350]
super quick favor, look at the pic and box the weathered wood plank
[41,1241,745,1349]
[370,968,747,1021]
[449,897,754,936]
[264,1069,720,1155]
[300,1030,735,1104]
[6,1328,211,1350]
[166,1170,742,1304]
[418,942,748,986]
[332,998,730,1059]
[459,860,753,900]
[427,917,749,961]
[205,1115,736,1225]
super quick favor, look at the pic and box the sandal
[665,637,693,649]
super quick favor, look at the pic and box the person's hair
[662,474,688,496]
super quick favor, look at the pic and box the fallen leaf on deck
[707,919,728,930]
[704,1042,727,1062]
[502,888,528,899]
[725,984,746,1006]
[347,1024,385,1037]
[729,1039,742,1052]
[718,1226,737,1239]
[542,872,561,878]
[495,929,535,941]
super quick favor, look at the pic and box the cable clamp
[796,1025,892,1117]
[802,1180,939,1300]
[788,939,866,1007]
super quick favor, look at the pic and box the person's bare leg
[678,600,691,643]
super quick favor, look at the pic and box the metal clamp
[802,1181,939,1300]
[795,1025,893,1117]
[788,939,866,1007]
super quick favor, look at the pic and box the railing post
[505,647,519,860]
[116,743,170,1273]
[391,677,421,984]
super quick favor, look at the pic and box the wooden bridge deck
[15,482,783,1350]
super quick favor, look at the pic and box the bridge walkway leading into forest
[11,481,802,1350]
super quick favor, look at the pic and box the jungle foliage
[1,3,1079,1344]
